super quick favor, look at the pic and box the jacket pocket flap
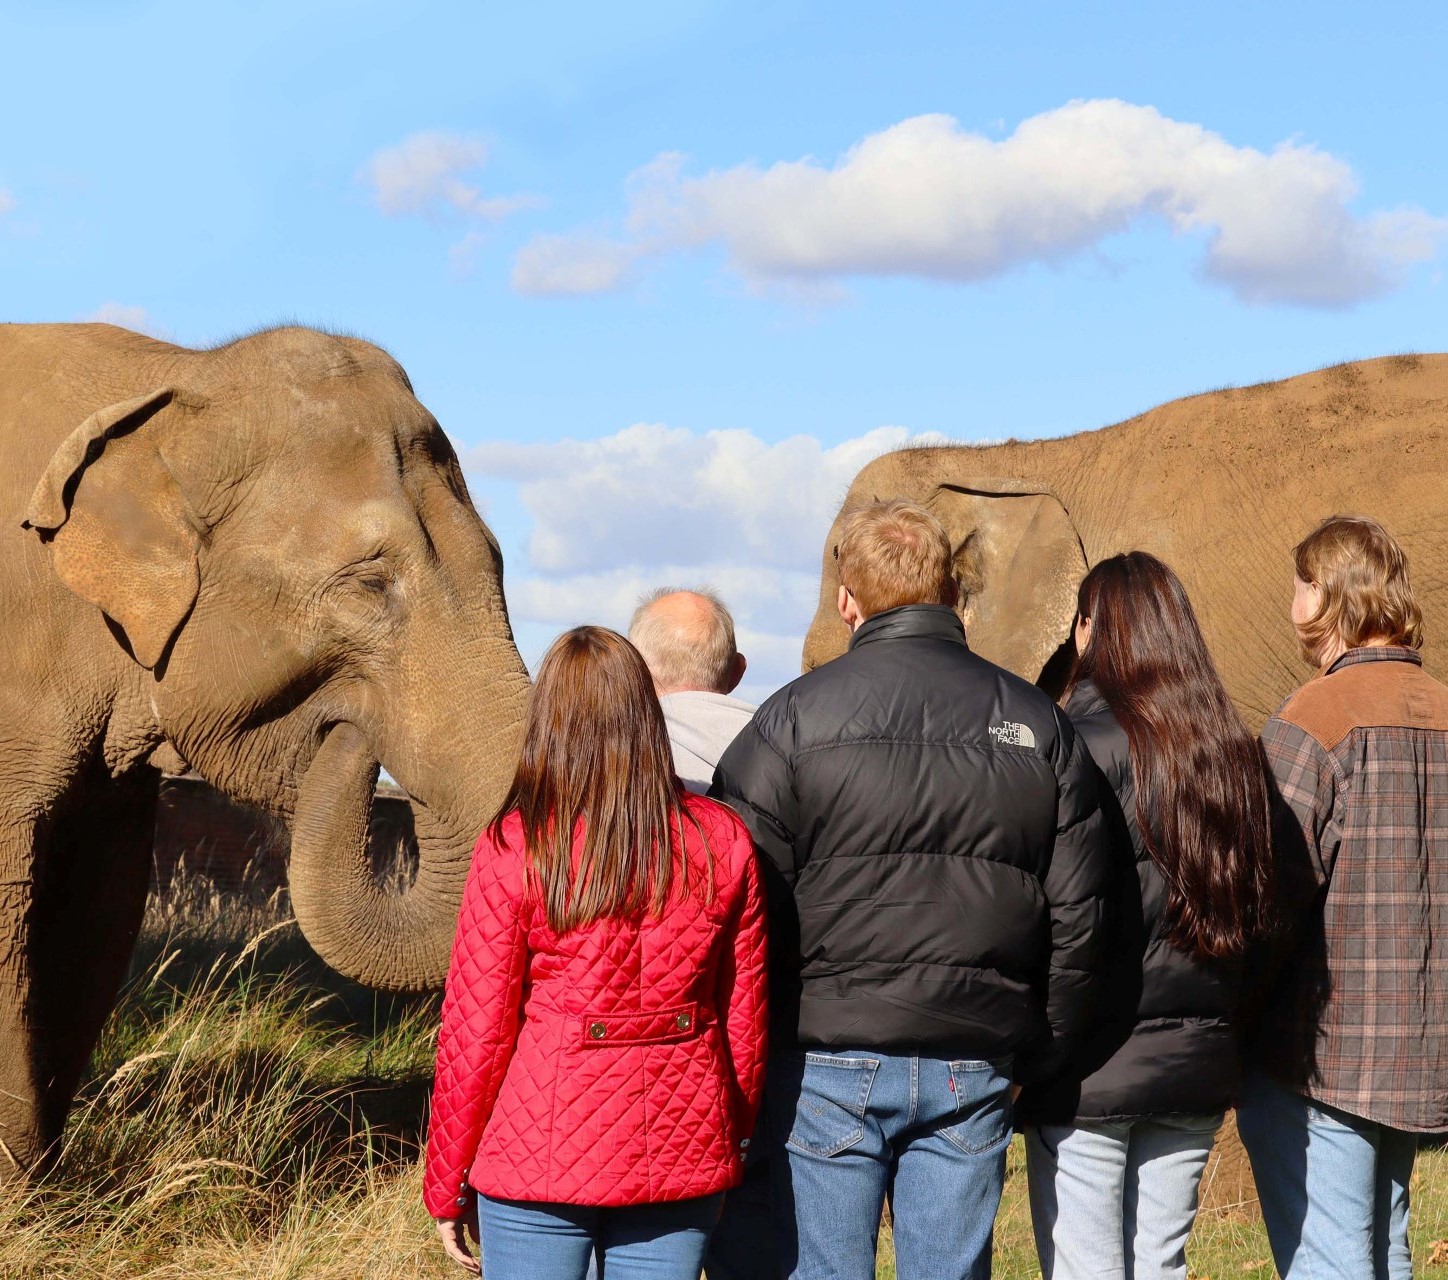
[577,1002,701,1047]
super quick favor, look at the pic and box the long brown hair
[1068,553,1272,958]
[490,626,710,932]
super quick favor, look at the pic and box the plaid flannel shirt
[1254,646,1448,1133]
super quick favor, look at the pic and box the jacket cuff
[425,1170,475,1220]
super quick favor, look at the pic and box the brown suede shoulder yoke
[1277,651,1448,752]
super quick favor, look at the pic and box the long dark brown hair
[1067,553,1272,959]
[490,626,710,933]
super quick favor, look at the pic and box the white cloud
[511,232,641,296]
[465,423,944,698]
[361,132,539,222]
[82,303,167,337]
[514,100,1445,307]
[467,423,932,573]
[0,189,15,216]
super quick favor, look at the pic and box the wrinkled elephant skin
[805,355,1448,726]
[0,323,529,1178]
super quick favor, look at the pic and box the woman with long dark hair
[423,626,768,1279]
[1019,552,1273,1280]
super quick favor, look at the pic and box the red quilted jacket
[423,793,768,1218]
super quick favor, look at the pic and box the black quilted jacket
[710,605,1111,1084]
[1019,680,1244,1122]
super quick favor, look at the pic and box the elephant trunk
[287,722,484,991]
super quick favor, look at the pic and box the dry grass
[7,867,451,1279]
[15,866,1447,1277]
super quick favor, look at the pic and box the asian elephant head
[17,324,529,993]
[804,462,1088,695]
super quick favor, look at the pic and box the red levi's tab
[578,1002,701,1048]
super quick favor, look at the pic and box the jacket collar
[848,604,968,652]
[1064,677,1109,718]
[1324,645,1423,677]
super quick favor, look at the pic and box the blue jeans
[1024,1114,1223,1280]
[767,1049,1012,1280]
[1237,1071,1417,1280]
[478,1193,724,1280]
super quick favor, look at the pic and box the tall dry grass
[7,861,452,1279]
[13,857,1447,1278]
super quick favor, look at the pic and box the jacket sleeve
[709,716,799,887]
[422,830,529,1219]
[710,714,802,1029]
[1261,714,1341,896]
[1243,714,1341,1020]
[1015,714,1112,1085]
[713,824,769,1148]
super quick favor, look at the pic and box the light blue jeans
[477,1192,724,1280]
[1024,1114,1223,1280]
[767,1049,1013,1280]
[1236,1070,1417,1280]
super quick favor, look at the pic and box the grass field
[11,869,1446,1278]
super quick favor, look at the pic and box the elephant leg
[30,770,157,1156]
[0,813,45,1177]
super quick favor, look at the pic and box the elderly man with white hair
[628,587,757,795]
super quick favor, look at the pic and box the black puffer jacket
[1020,680,1244,1122]
[710,605,1111,1083]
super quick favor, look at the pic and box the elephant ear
[23,387,201,670]
[929,480,1087,688]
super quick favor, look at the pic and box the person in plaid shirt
[1239,515,1447,1280]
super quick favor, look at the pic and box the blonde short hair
[835,499,953,620]
[1294,515,1424,662]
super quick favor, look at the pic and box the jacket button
[675,1013,692,1030]
[588,1022,607,1039]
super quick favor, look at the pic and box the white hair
[628,587,739,694]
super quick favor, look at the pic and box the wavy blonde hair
[1294,515,1424,664]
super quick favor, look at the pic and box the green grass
[11,867,1446,1277]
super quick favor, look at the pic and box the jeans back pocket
[784,1052,879,1158]
[941,1059,1012,1156]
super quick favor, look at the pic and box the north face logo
[988,721,1037,749]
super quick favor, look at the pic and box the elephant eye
[330,557,395,602]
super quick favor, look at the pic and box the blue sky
[4,0,1445,698]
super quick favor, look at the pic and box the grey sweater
[659,690,758,794]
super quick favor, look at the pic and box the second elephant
[805,355,1448,726]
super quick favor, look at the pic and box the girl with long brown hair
[422,626,768,1280]
[1019,552,1272,1280]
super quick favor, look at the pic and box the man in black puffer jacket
[711,498,1110,1280]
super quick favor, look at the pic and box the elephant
[0,322,530,1177]
[804,354,1448,729]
